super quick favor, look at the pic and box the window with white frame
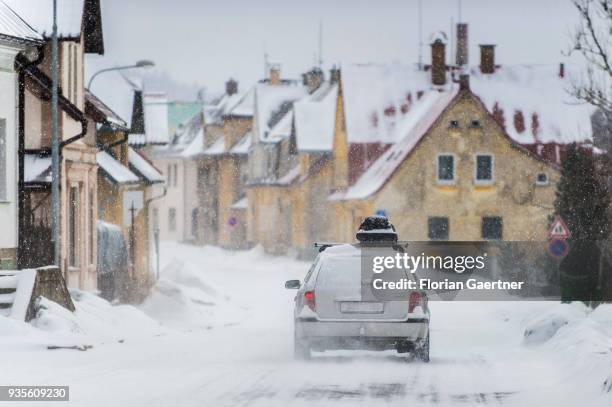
[475,154,493,183]
[437,154,455,183]
[0,119,6,200]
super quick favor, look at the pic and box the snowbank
[139,258,246,330]
[522,302,612,395]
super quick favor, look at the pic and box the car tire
[294,333,311,360]
[414,333,430,363]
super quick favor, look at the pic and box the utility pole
[51,0,60,267]
[129,201,136,278]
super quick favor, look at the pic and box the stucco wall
[368,92,559,241]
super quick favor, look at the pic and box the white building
[0,2,42,269]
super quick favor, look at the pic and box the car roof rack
[313,242,343,252]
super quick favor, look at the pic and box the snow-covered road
[1,242,611,407]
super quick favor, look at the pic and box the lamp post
[51,0,60,266]
[87,60,155,90]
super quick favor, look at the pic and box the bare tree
[568,0,611,112]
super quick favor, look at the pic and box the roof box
[356,215,398,243]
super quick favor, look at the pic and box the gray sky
[86,0,580,121]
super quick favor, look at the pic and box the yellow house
[328,42,596,242]
[87,91,164,302]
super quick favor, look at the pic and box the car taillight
[408,291,422,313]
[304,291,316,311]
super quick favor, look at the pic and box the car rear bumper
[296,318,429,341]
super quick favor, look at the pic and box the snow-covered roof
[254,82,307,142]
[469,65,596,145]
[224,86,255,118]
[229,196,247,210]
[203,137,225,156]
[230,132,251,155]
[85,90,128,130]
[343,89,460,200]
[3,0,84,38]
[277,165,300,185]
[24,154,51,184]
[266,110,293,142]
[0,1,41,42]
[97,151,139,184]
[128,148,164,184]
[294,82,337,152]
[153,109,204,159]
[342,63,433,144]
[143,92,170,145]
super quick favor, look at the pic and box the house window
[72,45,78,102]
[173,164,178,187]
[168,208,176,232]
[167,164,172,186]
[428,217,449,240]
[0,119,6,200]
[470,120,481,128]
[69,186,79,267]
[437,155,455,183]
[449,120,460,128]
[475,154,493,183]
[482,217,503,240]
[536,173,548,185]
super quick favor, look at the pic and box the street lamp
[87,60,155,90]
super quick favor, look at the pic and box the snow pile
[522,302,589,345]
[139,259,246,330]
[523,302,612,395]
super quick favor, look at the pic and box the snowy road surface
[1,242,611,407]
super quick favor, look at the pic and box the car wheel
[294,333,311,360]
[414,333,430,363]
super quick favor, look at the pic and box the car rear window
[315,255,362,290]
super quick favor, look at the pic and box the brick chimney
[130,90,145,134]
[302,67,324,93]
[558,63,565,78]
[479,44,496,74]
[269,63,281,85]
[225,78,238,95]
[430,38,447,85]
[459,74,470,91]
[456,23,468,66]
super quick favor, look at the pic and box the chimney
[455,23,468,66]
[225,78,238,95]
[558,63,565,78]
[130,90,145,134]
[302,68,324,93]
[269,63,281,85]
[430,37,447,85]
[330,66,341,85]
[479,44,496,74]
[459,74,470,91]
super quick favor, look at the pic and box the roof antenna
[458,0,462,23]
[318,19,323,69]
[418,0,423,70]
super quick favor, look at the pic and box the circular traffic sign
[547,238,569,259]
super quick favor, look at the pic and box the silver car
[286,243,430,361]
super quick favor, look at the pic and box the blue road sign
[548,238,569,259]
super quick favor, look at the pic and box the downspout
[144,185,167,281]
[16,46,45,269]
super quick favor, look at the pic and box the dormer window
[470,120,481,128]
[449,120,460,129]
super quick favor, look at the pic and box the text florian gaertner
[370,252,525,291]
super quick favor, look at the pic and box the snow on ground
[0,242,611,406]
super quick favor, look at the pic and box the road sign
[548,238,569,259]
[548,216,571,240]
[228,216,237,227]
